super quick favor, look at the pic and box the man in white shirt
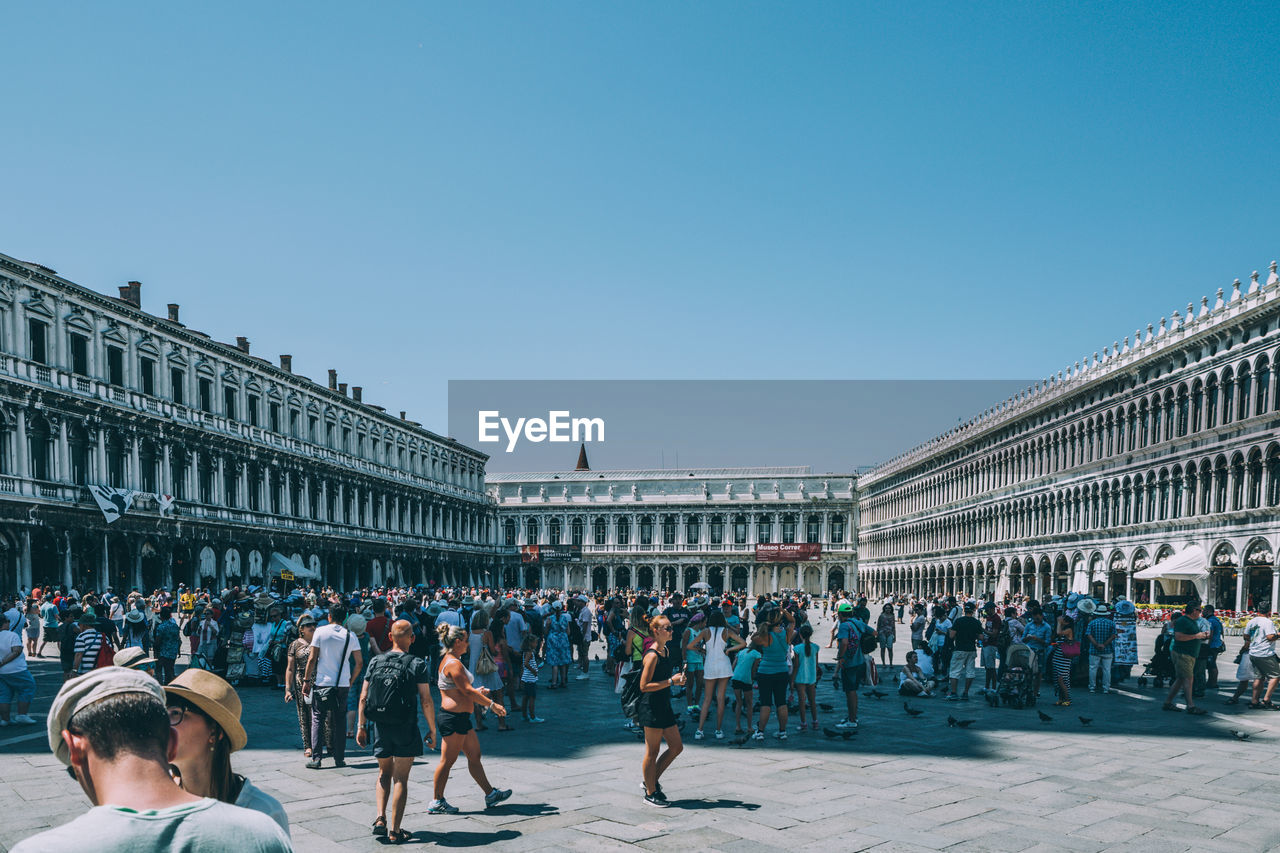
[1244,608,1280,707]
[436,600,462,629]
[303,604,363,769]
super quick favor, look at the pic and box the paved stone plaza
[4,618,1280,852]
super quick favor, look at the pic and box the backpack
[92,633,116,669]
[364,653,416,723]
[568,617,584,646]
[859,625,878,655]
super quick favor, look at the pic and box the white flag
[90,485,136,524]
[155,493,176,516]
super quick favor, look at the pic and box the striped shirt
[74,628,104,672]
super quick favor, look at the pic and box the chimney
[328,369,337,390]
[399,411,406,420]
[279,354,292,372]
[352,386,362,403]
[167,303,180,322]
[338,382,348,396]
[118,281,141,308]
[235,336,250,354]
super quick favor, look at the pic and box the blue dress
[546,613,572,667]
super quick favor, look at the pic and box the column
[160,442,171,494]
[62,532,73,589]
[770,564,778,594]
[15,409,28,478]
[100,533,110,586]
[561,565,569,591]
[57,419,69,482]
[747,564,755,598]
[1149,578,1156,604]
[133,546,143,591]
[1034,570,1043,601]
[129,434,140,489]
[215,457,226,506]
[1235,570,1245,612]
[1271,571,1280,617]
[1125,571,1133,601]
[95,428,107,483]
[19,529,32,590]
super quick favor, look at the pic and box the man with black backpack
[356,619,437,843]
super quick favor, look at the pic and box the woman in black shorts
[429,624,511,816]
[638,614,685,807]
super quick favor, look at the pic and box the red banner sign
[755,543,822,562]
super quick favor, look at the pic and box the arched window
[1206,376,1219,428]
[1238,364,1251,421]
[548,517,562,545]
[1222,368,1235,424]
[1267,446,1280,507]
[1176,386,1189,436]
[593,517,607,545]
[1247,450,1263,509]
[525,517,538,544]
[571,517,584,546]
[1255,357,1270,415]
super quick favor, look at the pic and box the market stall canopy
[270,551,318,580]
[1133,545,1209,601]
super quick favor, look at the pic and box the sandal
[372,816,387,837]
[1225,698,1239,705]
[1162,704,1182,712]
[1248,702,1265,709]
[1187,707,1207,716]
[389,828,412,844]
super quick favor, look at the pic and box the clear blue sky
[3,2,1278,440]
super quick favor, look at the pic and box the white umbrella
[690,581,711,590]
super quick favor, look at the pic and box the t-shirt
[951,616,982,652]
[10,797,291,853]
[836,618,867,668]
[732,647,762,683]
[1022,621,1051,650]
[910,615,927,641]
[792,642,818,684]
[41,603,59,629]
[0,629,26,674]
[505,611,528,650]
[365,615,391,653]
[74,628,104,673]
[1171,614,1203,657]
[310,623,357,687]
[4,607,25,634]
[1246,616,1279,658]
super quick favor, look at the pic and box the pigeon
[730,733,751,747]
[904,702,924,717]
[1231,730,1251,741]
[1078,716,1093,727]
[956,719,976,729]
[823,727,843,739]
[865,689,888,699]
[1037,710,1053,723]
[947,715,959,728]
[818,702,834,712]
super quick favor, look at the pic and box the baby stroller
[1138,630,1175,688]
[996,643,1038,708]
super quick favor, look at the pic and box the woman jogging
[638,614,684,807]
[430,624,512,816]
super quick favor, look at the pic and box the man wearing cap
[1084,603,1116,694]
[834,602,869,729]
[12,668,290,852]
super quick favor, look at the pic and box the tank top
[437,654,474,691]
[758,628,789,675]
[630,629,650,663]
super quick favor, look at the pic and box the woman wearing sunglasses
[165,668,290,836]
[638,614,684,808]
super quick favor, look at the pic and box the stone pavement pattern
[4,619,1280,852]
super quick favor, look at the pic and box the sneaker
[428,799,459,815]
[714,730,724,740]
[305,757,323,770]
[639,782,666,799]
[12,715,35,725]
[1089,688,1096,694]
[694,730,704,740]
[644,792,668,807]
[798,722,808,732]
[484,788,512,808]
[529,716,546,724]
[946,695,959,702]
[686,705,701,715]
[776,731,788,741]
[751,730,764,741]
[575,673,590,681]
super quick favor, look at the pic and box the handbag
[1059,640,1081,657]
[476,643,498,676]
[310,628,352,709]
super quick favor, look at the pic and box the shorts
[1250,653,1280,680]
[42,627,60,643]
[371,721,424,758]
[840,665,864,692]
[521,681,537,698]
[755,672,788,708]
[980,646,999,669]
[0,669,37,703]
[949,651,977,680]
[1171,651,1196,681]
[685,659,704,673]
[731,680,753,692]
[438,709,474,739]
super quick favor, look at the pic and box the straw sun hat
[165,669,248,752]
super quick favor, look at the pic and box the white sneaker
[12,715,37,725]
[694,730,704,740]
[751,730,764,741]
[715,730,724,740]
[576,673,590,681]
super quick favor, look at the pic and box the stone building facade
[857,261,1280,612]
[0,252,500,594]
[488,464,856,595]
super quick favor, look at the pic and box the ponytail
[800,623,813,657]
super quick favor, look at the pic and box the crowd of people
[6,577,1280,847]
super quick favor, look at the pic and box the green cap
[837,602,854,613]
